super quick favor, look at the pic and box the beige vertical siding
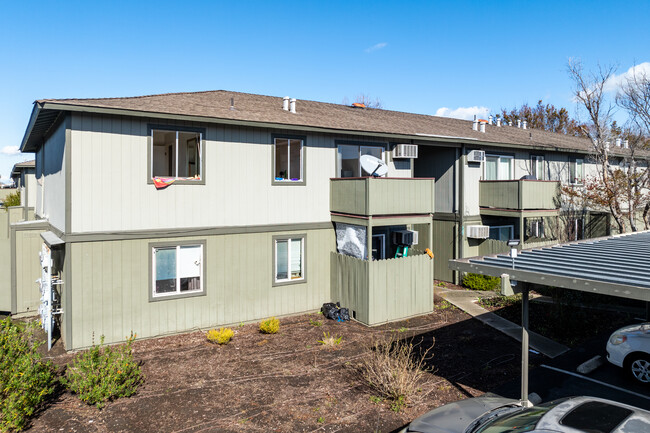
[66,228,334,349]
[0,211,10,311]
[38,121,67,231]
[69,113,412,234]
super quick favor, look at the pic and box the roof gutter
[20,102,43,152]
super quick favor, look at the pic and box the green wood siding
[66,228,334,349]
[432,219,456,282]
[0,211,10,311]
[14,229,46,315]
[330,178,435,216]
[479,180,559,210]
[330,252,433,326]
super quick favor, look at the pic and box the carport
[449,231,650,406]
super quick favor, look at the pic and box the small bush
[2,190,20,209]
[317,332,343,347]
[357,337,432,412]
[462,273,501,291]
[259,317,280,334]
[0,318,56,432]
[63,333,142,409]
[206,328,234,345]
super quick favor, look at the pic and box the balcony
[479,180,560,211]
[330,177,435,216]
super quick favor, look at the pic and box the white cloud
[435,106,490,121]
[604,62,650,93]
[365,42,387,53]
[0,146,20,156]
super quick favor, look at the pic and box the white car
[606,323,650,384]
[400,395,650,433]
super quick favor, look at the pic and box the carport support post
[521,284,532,407]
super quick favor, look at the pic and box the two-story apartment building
[7,90,624,349]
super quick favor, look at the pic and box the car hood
[406,394,519,433]
[613,323,650,336]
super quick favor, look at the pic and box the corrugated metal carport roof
[449,232,650,302]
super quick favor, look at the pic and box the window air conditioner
[466,225,490,239]
[392,230,418,246]
[467,150,485,163]
[393,144,418,159]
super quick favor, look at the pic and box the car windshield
[474,401,562,433]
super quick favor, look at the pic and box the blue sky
[1,0,648,182]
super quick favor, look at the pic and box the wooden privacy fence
[331,252,433,326]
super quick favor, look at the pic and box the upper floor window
[337,144,384,177]
[274,137,304,183]
[570,158,584,184]
[151,128,203,181]
[531,155,545,180]
[484,154,513,180]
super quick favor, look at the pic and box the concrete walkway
[438,288,569,359]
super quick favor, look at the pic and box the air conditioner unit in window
[392,230,418,245]
[466,225,490,239]
[467,150,485,163]
[393,144,418,159]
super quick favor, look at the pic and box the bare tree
[342,94,383,109]
[567,60,650,233]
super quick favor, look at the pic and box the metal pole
[521,285,531,407]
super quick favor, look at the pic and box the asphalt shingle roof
[35,90,597,153]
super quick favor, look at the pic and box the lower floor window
[489,225,513,242]
[275,237,304,283]
[153,244,203,297]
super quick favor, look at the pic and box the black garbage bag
[321,303,339,320]
[339,308,350,322]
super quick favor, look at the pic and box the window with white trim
[274,237,304,283]
[531,155,545,180]
[484,154,513,180]
[570,158,584,184]
[274,138,303,182]
[152,244,203,297]
[151,129,202,180]
[337,144,384,177]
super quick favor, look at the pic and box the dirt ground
[27,295,528,433]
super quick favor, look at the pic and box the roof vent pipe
[283,96,290,111]
[472,115,479,131]
[290,98,296,113]
[517,119,521,128]
[508,120,513,127]
[615,138,622,147]
[496,118,502,127]
[488,115,493,125]
[479,122,486,133]
[624,139,629,149]
[522,120,527,130]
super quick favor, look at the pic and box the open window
[273,137,304,184]
[151,243,205,300]
[337,144,385,177]
[150,127,204,183]
[274,236,305,285]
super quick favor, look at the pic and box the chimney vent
[522,120,527,130]
[283,96,290,111]
[472,115,479,131]
[290,98,296,113]
[517,119,521,128]
[496,118,502,127]
[508,120,513,127]
[624,139,629,149]
[488,115,493,125]
[479,122,486,133]
[615,138,622,147]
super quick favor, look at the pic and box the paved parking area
[494,332,650,410]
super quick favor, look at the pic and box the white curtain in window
[485,156,498,180]
[290,239,302,278]
[178,245,201,278]
[276,240,288,280]
[498,157,511,180]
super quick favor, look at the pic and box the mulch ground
[27,295,527,433]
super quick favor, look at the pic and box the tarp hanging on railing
[335,223,366,259]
